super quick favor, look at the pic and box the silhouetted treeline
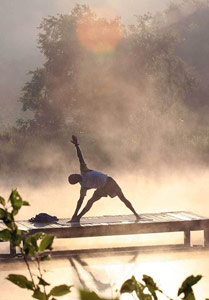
[1,1,209,185]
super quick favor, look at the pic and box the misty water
[1,243,209,299]
[1,170,209,299]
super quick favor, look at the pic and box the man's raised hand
[71,135,79,145]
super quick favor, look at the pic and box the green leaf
[136,283,150,300]
[39,234,54,252]
[178,275,202,296]
[9,189,22,206]
[120,276,137,294]
[26,232,44,244]
[38,277,50,286]
[11,228,22,246]
[80,290,117,300]
[0,196,6,207]
[49,284,72,297]
[7,274,34,290]
[22,200,30,206]
[143,274,162,300]
[31,236,39,251]
[120,276,151,300]
[40,254,51,261]
[32,288,47,300]
[1,211,14,228]
[182,290,196,300]
[24,232,44,254]
[9,189,23,216]
[0,229,12,241]
[0,208,6,219]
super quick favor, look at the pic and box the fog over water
[1,250,209,300]
[1,168,209,221]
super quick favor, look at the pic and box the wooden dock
[1,211,209,257]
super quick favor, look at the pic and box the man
[68,135,140,222]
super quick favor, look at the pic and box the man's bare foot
[135,215,141,222]
[67,217,80,223]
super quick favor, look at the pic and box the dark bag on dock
[29,213,58,223]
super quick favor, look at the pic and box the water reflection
[69,255,111,292]
[1,247,209,300]
[66,248,209,299]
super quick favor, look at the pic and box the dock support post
[184,230,190,247]
[204,229,209,247]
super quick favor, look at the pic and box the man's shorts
[93,177,122,198]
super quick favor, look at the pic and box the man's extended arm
[71,187,87,220]
[71,135,88,172]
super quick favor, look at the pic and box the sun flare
[76,8,123,54]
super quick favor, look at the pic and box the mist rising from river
[1,250,209,300]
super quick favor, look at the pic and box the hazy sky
[0,0,173,126]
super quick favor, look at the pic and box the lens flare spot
[76,8,123,54]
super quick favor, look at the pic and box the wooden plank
[166,212,192,221]
[180,211,206,220]
[22,218,209,240]
[2,211,209,241]
[162,212,182,221]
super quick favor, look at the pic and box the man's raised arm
[71,135,88,172]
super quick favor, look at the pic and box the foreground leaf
[0,196,6,206]
[9,189,23,216]
[32,288,47,300]
[178,275,202,296]
[120,276,138,294]
[143,274,162,300]
[24,232,44,255]
[7,274,34,290]
[40,254,51,261]
[22,200,30,206]
[39,234,54,252]
[0,208,6,219]
[23,243,36,256]
[26,232,44,244]
[1,210,13,228]
[0,229,12,241]
[11,228,22,246]
[38,277,50,286]
[80,290,118,300]
[120,276,152,300]
[49,284,72,296]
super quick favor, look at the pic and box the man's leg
[117,189,140,219]
[106,177,140,220]
[70,197,84,221]
[76,193,101,221]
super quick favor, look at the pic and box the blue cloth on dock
[29,213,58,223]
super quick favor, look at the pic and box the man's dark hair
[68,174,82,184]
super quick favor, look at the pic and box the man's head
[68,174,82,185]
